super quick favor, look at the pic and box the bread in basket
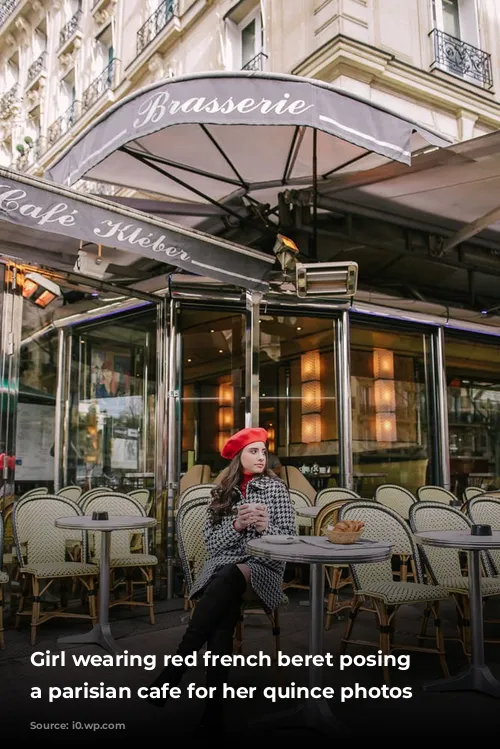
[322,520,364,545]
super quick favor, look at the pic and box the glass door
[258,313,338,498]
[179,308,246,484]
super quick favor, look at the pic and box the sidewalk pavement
[1,591,500,739]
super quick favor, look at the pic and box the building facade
[1,0,500,175]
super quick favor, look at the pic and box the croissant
[333,520,364,533]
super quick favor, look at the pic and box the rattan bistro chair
[375,484,417,520]
[0,512,9,648]
[417,486,458,505]
[174,484,216,609]
[57,486,82,502]
[177,483,217,512]
[468,496,500,574]
[338,501,450,683]
[176,496,285,661]
[315,488,359,508]
[12,494,98,645]
[82,492,157,624]
[409,502,500,656]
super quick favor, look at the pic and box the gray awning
[45,71,452,210]
[0,168,275,290]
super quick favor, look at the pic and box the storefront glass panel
[446,333,500,496]
[16,294,59,496]
[259,313,337,499]
[350,321,434,496]
[66,308,157,493]
[180,309,246,482]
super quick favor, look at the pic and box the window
[34,23,47,58]
[6,52,19,87]
[446,334,500,497]
[224,4,266,71]
[240,9,263,69]
[350,322,435,495]
[432,0,478,45]
[95,23,114,75]
[60,68,76,114]
[442,0,460,38]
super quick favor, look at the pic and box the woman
[146,427,296,731]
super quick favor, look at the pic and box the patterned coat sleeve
[204,511,242,557]
[260,480,296,537]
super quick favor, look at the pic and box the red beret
[221,427,268,459]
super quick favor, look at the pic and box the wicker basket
[322,528,363,545]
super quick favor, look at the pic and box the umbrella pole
[313,128,318,260]
[166,299,180,599]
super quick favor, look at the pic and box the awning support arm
[442,203,500,254]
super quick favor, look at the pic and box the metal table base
[58,531,123,655]
[252,564,345,736]
[423,549,500,697]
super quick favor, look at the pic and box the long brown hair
[209,451,276,523]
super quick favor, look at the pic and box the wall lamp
[273,233,300,271]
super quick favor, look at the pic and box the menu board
[15,402,55,481]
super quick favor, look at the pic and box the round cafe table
[55,515,157,655]
[246,535,392,734]
[414,529,500,697]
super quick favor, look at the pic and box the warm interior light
[374,379,396,412]
[373,348,396,443]
[302,380,321,414]
[218,407,234,430]
[375,413,397,442]
[218,383,233,406]
[301,350,321,381]
[373,348,394,379]
[267,425,275,453]
[302,413,321,443]
[301,350,322,444]
[217,431,232,453]
[218,381,234,452]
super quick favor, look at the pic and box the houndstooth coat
[189,474,296,612]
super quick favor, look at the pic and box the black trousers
[148,563,247,712]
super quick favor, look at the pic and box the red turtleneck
[239,470,254,497]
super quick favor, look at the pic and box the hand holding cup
[234,502,268,532]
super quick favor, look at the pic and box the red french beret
[221,427,268,460]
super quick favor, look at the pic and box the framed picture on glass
[90,346,134,398]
